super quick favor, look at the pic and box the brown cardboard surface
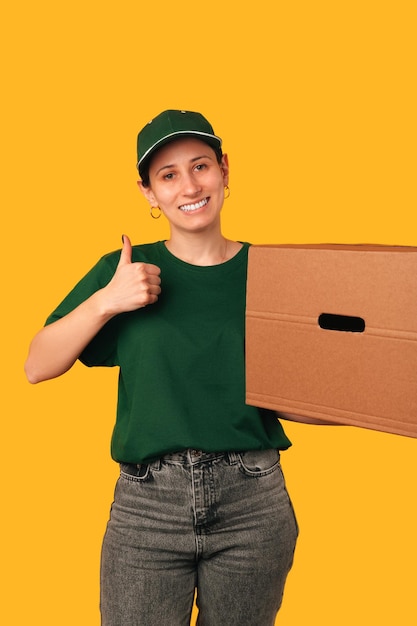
[245,244,417,437]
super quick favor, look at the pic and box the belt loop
[227,451,239,465]
[150,458,161,471]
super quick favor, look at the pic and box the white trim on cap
[137,130,222,168]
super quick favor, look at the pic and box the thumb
[118,234,132,266]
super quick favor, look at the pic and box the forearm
[24,289,114,384]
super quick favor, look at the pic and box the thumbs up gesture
[103,235,161,315]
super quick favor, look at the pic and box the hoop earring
[150,206,162,219]
[224,185,230,199]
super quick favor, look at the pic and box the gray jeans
[100,449,298,626]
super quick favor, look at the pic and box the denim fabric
[100,449,298,626]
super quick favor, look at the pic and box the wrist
[88,287,119,322]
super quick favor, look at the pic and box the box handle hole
[318,313,365,333]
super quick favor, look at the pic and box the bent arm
[24,289,115,383]
[25,235,162,384]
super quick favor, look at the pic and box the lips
[179,197,209,212]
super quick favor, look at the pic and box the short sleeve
[45,252,121,367]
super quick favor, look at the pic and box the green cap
[137,109,222,177]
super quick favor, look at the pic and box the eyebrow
[155,154,214,176]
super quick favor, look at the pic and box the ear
[137,180,157,206]
[220,154,229,186]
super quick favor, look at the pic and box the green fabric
[46,241,291,463]
[137,109,222,173]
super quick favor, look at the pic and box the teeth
[179,198,208,212]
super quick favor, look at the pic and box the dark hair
[139,143,223,188]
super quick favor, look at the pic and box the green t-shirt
[46,241,291,463]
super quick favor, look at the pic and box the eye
[163,172,175,180]
[194,162,207,172]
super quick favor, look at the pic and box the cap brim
[137,130,222,170]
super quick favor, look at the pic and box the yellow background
[2,1,416,624]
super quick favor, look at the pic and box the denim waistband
[162,449,239,465]
[123,449,240,472]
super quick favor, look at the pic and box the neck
[165,232,233,266]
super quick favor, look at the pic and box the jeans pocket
[120,462,151,482]
[237,449,280,477]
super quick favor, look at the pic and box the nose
[182,171,202,196]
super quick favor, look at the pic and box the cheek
[153,185,178,207]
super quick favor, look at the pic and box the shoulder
[99,241,162,268]
[132,241,162,262]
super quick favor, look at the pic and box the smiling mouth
[179,197,209,212]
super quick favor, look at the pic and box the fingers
[118,237,161,282]
[144,263,161,276]
[118,234,133,266]
[144,265,161,304]
[110,236,162,309]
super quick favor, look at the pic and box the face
[138,138,229,235]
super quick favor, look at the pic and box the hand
[101,235,161,315]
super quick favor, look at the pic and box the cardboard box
[245,244,417,438]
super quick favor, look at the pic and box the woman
[25,109,299,626]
